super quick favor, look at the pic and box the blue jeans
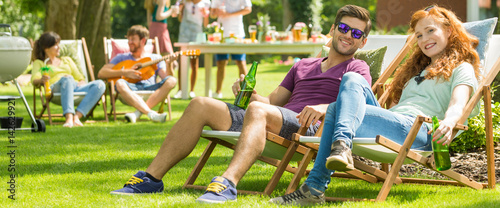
[51,76,106,117]
[304,72,431,192]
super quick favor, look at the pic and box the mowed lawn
[0,62,498,207]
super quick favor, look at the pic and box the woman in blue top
[271,5,481,205]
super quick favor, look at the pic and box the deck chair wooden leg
[158,100,165,114]
[381,163,390,173]
[286,148,314,194]
[46,96,53,125]
[375,116,424,202]
[263,141,300,195]
[183,141,218,189]
[167,96,172,121]
[38,91,47,119]
[483,85,496,189]
[102,94,109,122]
[352,159,400,184]
[110,82,117,121]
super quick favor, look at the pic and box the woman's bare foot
[74,112,84,127]
[63,113,74,128]
[63,122,73,128]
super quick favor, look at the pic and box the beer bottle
[431,116,452,171]
[234,61,258,109]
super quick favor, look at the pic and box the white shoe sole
[325,155,354,171]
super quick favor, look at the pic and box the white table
[173,42,325,99]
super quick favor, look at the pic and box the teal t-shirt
[152,4,168,23]
[389,62,480,129]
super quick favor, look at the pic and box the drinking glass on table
[268,26,276,42]
[311,26,322,42]
[248,25,257,43]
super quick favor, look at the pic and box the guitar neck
[140,52,178,68]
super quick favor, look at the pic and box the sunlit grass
[0,63,498,207]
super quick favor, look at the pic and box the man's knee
[162,77,177,89]
[115,79,130,93]
[187,96,215,112]
[342,72,369,87]
[245,102,270,118]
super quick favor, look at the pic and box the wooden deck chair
[33,37,108,125]
[182,35,411,196]
[292,25,500,202]
[103,37,172,121]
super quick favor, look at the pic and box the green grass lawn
[0,63,499,207]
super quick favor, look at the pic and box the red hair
[390,5,481,103]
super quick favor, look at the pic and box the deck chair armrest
[419,116,468,131]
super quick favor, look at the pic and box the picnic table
[173,42,325,99]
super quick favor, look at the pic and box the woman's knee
[58,76,74,86]
[92,80,106,94]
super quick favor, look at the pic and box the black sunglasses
[424,5,435,12]
[337,22,365,39]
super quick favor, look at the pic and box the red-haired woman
[271,5,481,205]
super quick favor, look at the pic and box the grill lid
[0,24,31,50]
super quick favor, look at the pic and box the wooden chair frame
[33,37,108,125]
[291,35,499,202]
[103,36,172,121]
[182,35,414,196]
[183,129,318,195]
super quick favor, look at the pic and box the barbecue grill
[0,24,45,132]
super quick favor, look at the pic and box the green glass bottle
[432,116,452,171]
[234,61,258,109]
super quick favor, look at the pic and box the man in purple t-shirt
[111,5,372,203]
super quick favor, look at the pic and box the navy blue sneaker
[110,171,164,195]
[196,176,237,203]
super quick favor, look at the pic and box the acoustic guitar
[108,49,201,83]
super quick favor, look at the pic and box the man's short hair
[127,25,149,40]
[334,5,372,37]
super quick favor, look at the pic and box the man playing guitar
[98,25,177,123]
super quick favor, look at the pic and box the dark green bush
[451,101,500,153]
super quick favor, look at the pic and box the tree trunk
[45,0,79,39]
[76,0,111,78]
[282,0,293,30]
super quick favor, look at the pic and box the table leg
[180,53,189,100]
[204,54,213,97]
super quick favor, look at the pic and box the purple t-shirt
[280,57,371,113]
[110,53,166,85]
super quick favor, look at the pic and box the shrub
[451,101,500,153]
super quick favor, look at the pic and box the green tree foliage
[320,0,377,34]
[0,0,45,39]
[110,0,148,38]
[288,0,312,23]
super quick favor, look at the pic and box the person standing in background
[173,0,211,99]
[145,0,178,75]
[210,0,252,99]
